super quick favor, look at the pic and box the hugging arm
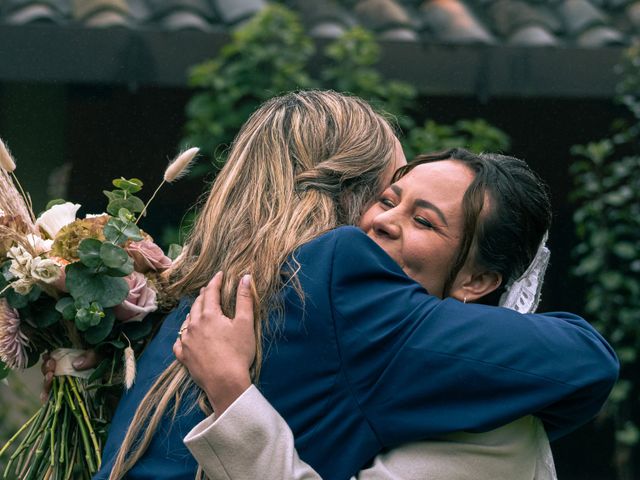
[331,227,618,444]
[184,386,322,480]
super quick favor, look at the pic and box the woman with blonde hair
[95,91,617,480]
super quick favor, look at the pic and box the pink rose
[125,240,172,273]
[114,272,158,322]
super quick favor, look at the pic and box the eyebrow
[390,184,449,226]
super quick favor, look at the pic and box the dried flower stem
[135,180,164,225]
[11,172,35,223]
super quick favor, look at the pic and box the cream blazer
[184,386,557,480]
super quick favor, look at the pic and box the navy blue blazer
[95,226,618,480]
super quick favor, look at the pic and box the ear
[450,270,502,303]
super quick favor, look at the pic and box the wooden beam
[0,25,623,98]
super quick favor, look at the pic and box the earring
[463,296,467,304]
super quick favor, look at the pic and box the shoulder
[297,226,405,277]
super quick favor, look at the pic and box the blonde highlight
[109,91,396,479]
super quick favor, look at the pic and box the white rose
[11,278,34,295]
[30,257,62,284]
[85,213,108,219]
[7,245,33,279]
[25,234,53,255]
[35,202,81,239]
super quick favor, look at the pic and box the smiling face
[359,160,476,298]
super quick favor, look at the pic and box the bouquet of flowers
[0,138,197,479]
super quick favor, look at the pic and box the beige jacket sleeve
[184,386,557,480]
[184,385,323,480]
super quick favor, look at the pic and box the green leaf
[0,361,9,380]
[75,303,105,331]
[6,288,28,309]
[112,178,143,193]
[78,238,104,268]
[118,208,135,223]
[85,309,116,345]
[104,219,144,245]
[616,422,640,446]
[106,196,145,216]
[45,198,67,210]
[613,242,637,260]
[120,316,154,341]
[103,190,125,202]
[102,260,134,277]
[167,244,182,261]
[55,297,76,321]
[66,263,128,308]
[87,358,114,383]
[100,243,129,269]
[30,297,62,328]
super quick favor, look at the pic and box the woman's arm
[328,227,618,443]
[184,385,323,480]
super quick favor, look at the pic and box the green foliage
[183,4,315,172]
[404,119,511,159]
[182,4,509,177]
[571,43,640,479]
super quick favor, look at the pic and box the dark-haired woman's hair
[394,148,552,305]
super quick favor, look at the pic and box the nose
[371,209,401,239]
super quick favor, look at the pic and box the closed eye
[415,216,435,229]
[379,197,395,208]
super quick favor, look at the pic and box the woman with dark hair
[95,92,616,480]
[177,149,600,479]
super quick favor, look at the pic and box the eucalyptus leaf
[112,178,143,193]
[85,310,116,345]
[100,243,129,269]
[78,238,104,268]
[103,190,126,202]
[6,288,28,309]
[45,198,67,210]
[55,297,76,321]
[121,316,154,341]
[75,306,103,331]
[66,263,128,307]
[107,197,145,216]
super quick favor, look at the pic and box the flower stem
[0,409,38,458]
[68,377,101,468]
[136,180,165,225]
[10,171,36,224]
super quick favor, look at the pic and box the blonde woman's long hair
[109,90,397,479]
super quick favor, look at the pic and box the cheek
[403,240,454,297]
[358,204,381,231]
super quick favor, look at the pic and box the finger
[41,358,55,376]
[173,338,183,361]
[201,271,224,320]
[72,350,99,370]
[235,275,254,332]
[41,372,54,402]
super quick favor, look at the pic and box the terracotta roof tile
[507,24,559,45]
[210,0,266,25]
[354,0,413,31]
[0,0,637,47]
[73,0,129,27]
[2,0,69,25]
[145,0,219,31]
[420,0,496,44]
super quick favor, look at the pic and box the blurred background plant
[168,3,510,245]
[570,42,640,480]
